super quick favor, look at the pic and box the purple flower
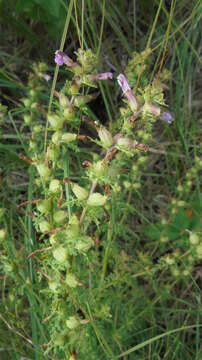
[55,51,65,65]
[160,111,173,124]
[54,50,75,67]
[91,72,113,81]
[117,73,138,110]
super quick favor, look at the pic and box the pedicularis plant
[1,48,180,359]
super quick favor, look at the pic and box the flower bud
[53,210,67,225]
[66,273,79,288]
[61,133,77,143]
[37,199,51,214]
[71,183,88,201]
[48,114,64,130]
[36,163,51,182]
[66,316,80,329]
[39,220,51,233]
[52,246,68,263]
[98,127,113,148]
[87,193,107,207]
[49,179,61,193]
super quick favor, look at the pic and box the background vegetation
[0,0,201,359]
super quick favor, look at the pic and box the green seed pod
[49,179,61,193]
[52,131,62,145]
[0,229,7,241]
[29,89,37,98]
[196,244,202,259]
[37,199,51,214]
[61,133,77,143]
[53,210,67,225]
[52,246,68,263]
[49,234,57,245]
[160,236,168,243]
[92,160,106,177]
[189,233,199,245]
[133,182,141,190]
[30,102,38,110]
[177,184,183,193]
[29,140,38,151]
[0,208,5,219]
[48,147,60,162]
[39,220,51,233]
[177,200,186,207]
[69,82,80,95]
[33,124,43,134]
[144,103,161,116]
[69,214,79,226]
[117,137,136,150]
[71,183,88,201]
[87,193,107,207]
[75,236,94,252]
[66,316,80,329]
[48,114,64,130]
[68,355,76,360]
[98,127,113,148]
[171,267,179,277]
[183,269,190,277]
[63,107,74,120]
[23,114,33,125]
[54,333,65,346]
[59,93,70,108]
[49,281,58,293]
[36,163,51,182]
[142,133,151,142]
[138,156,147,165]
[66,273,79,288]
[165,256,175,265]
[123,181,131,189]
[22,98,32,108]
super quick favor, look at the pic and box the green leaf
[35,0,61,18]
[16,0,34,13]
